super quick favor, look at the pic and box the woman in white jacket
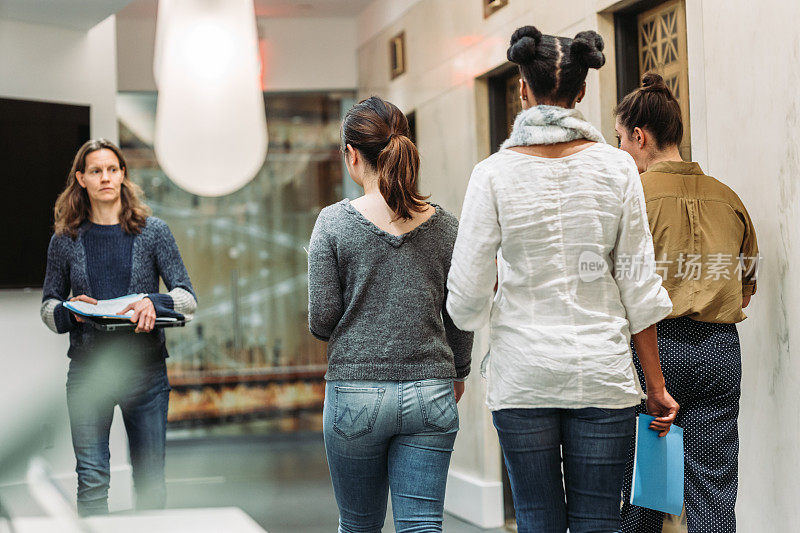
[446,26,679,533]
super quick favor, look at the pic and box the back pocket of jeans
[332,386,385,440]
[415,379,458,432]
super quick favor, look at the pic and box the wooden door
[504,72,523,138]
[487,65,522,152]
[637,0,691,159]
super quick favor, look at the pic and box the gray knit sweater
[41,217,196,360]
[308,199,473,381]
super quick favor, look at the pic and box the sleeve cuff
[455,364,471,380]
[54,302,77,333]
[743,283,756,297]
[309,327,330,342]
[146,293,185,319]
[445,293,492,332]
[627,286,673,335]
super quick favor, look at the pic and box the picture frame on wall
[389,31,406,80]
[484,0,509,18]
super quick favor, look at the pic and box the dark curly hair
[614,72,683,150]
[507,25,605,106]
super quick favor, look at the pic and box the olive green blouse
[641,161,758,323]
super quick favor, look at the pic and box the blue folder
[630,414,684,516]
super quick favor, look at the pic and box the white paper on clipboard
[63,293,147,318]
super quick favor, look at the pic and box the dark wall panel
[0,98,90,289]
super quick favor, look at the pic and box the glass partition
[117,91,352,434]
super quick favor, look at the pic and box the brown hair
[614,72,683,150]
[54,139,150,239]
[341,96,428,220]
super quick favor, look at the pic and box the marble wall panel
[691,0,800,528]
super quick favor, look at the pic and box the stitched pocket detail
[415,380,458,432]
[332,386,385,440]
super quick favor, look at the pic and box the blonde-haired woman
[41,139,196,515]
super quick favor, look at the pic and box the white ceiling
[0,0,374,30]
[119,0,374,19]
[0,0,135,30]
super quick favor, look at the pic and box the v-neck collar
[340,199,441,248]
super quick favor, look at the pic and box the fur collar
[501,105,605,149]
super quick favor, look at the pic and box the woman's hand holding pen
[119,297,157,333]
[68,295,97,323]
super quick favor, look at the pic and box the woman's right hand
[645,387,679,437]
[68,295,98,323]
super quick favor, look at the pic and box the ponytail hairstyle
[507,25,605,106]
[614,72,683,149]
[54,139,150,239]
[341,96,428,220]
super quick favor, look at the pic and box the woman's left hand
[119,297,157,333]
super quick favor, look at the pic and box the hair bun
[641,72,668,90]
[571,30,605,69]
[507,25,542,64]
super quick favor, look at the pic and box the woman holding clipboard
[40,139,196,515]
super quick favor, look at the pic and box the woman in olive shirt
[614,73,758,533]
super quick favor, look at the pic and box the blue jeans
[323,379,459,533]
[66,353,170,516]
[493,407,636,533]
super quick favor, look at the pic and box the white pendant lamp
[154,0,267,197]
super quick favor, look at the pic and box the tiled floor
[165,432,508,532]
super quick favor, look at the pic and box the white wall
[0,16,119,141]
[115,15,159,92]
[116,14,357,92]
[356,0,425,47]
[686,0,800,529]
[258,18,357,92]
[0,15,132,511]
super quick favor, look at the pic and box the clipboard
[83,315,186,332]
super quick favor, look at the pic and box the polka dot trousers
[621,316,741,533]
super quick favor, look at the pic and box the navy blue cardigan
[41,217,197,360]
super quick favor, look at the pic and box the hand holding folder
[63,294,147,318]
[630,414,684,516]
[63,294,182,332]
[645,387,680,437]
